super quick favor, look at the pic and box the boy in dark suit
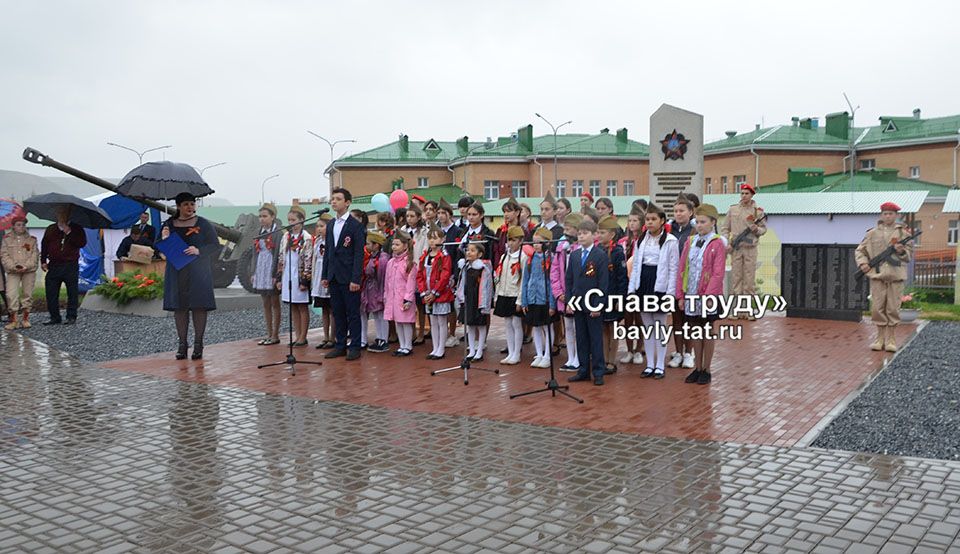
[565,219,609,385]
[321,188,367,360]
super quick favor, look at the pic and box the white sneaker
[632,352,644,365]
[446,336,459,348]
[667,352,682,368]
[619,352,633,364]
[537,357,551,368]
[530,356,544,368]
[501,356,513,364]
[506,355,521,365]
[682,352,695,369]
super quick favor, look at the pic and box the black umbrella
[117,161,215,200]
[23,192,113,229]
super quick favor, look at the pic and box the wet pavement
[3,331,960,553]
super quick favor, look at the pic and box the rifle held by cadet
[854,231,921,280]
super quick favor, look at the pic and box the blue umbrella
[117,161,214,200]
[23,192,113,229]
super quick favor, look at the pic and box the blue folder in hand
[156,233,197,270]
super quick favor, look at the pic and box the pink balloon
[522,244,534,257]
[389,189,409,210]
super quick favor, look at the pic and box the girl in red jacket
[418,228,454,359]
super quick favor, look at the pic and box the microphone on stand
[312,207,331,215]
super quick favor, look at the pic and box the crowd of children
[248,189,746,387]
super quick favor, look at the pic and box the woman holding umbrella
[160,193,219,360]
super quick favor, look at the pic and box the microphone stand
[258,213,324,376]
[510,238,583,403]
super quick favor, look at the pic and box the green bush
[90,271,164,305]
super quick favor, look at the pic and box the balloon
[371,193,390,213]
[522,244,534,258]
[389,189,409,210]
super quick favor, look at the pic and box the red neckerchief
[255,225,276,252]
[362,247,381,286]
[287,231,303,251]
[527,251,551,273]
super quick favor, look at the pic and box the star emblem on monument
[660,129,689,160]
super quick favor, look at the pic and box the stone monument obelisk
[649,104,704,217]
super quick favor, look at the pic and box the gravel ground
[15,307,325,362]
[812,321,960,461]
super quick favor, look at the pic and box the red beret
[411,194,426,203]
[11,214,27,224]
[880,201,901,212]
[740,183,756,194]
[581,192,594,202]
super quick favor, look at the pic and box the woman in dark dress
[161,192,219,360]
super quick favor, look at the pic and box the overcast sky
[2,1,957,205]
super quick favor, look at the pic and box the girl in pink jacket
[384,231,418,357]
[675,204,726,385]
[551,213,582,371]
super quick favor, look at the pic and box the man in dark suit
[132,211,156,244]
[564,219,609,385]
[321,188,367,361]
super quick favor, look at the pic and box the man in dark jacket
[40,206,87,325]
[321,188,367,360]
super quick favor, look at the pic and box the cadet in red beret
[579,191,594,213]
[720,183,766,319]
[854,201,912,352]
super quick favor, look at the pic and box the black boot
[176,341,188,360]
[191,339,204,360]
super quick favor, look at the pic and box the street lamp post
[261,174,279,206]
[199,162,227,177]
[534,113,572,196]
[106,142,173,165]
[307,131,356,191]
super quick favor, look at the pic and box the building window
[483,180,500,200]
[734,175,747,189]
[606,180,618,196]
[910,166,920,179]
[511,180,528,198]
[860,159,876,170]
[706,177,713,194]
[572,180,584,198]
[556,180,566,198]
[949,220,959,246]
[721,176,728,194]
[912,221,922,246]
[417,177,429,188]
[623,180,635,196]
[589,180,601,198]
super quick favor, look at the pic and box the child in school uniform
[384,231,418,356]
[362,230,390,353]
[566,220,609,386]
[494,225,526,365]
[278,206,313,347]
[403,205,430,345]
[552,213,582,371]
[627,203,679,379]
[619,210,644,365]
[598,215,627,374]
[676,204,726,385]
[311,213,334,349]
[456,242,493,361]
[418,228,454,360]
[521,227,557,369]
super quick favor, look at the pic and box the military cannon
[22,147,260,291]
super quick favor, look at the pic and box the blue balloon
[371,193,391,213]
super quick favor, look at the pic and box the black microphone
[312,207,330,215]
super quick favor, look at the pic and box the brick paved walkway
[101,316,916,447]
[4,331,959,553]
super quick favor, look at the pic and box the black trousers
[330,280,361,352]
[45,262,79,321]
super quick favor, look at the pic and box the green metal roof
[761,169,951,196]
[338,139,487,164]
[470,132,649,158]
[705,124,850,151]
[706,191,928,214]
[857,114,960,147]
[944,190,960,213]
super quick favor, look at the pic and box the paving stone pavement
[3,332,960,553]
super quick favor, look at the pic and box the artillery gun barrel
[21,147,242,243]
